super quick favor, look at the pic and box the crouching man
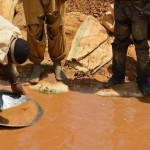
[0,16,30,94]
[103,0,150,95]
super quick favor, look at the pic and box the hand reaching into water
[11,82,25,95]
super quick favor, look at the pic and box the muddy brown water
[0,84,150,150]
[0,100,39,126]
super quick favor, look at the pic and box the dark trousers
[112,0,149,82]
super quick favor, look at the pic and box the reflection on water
[0,86,150,150]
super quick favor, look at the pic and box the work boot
[103,75,124,88]
[103,43,128,88]
[29,64,44,85]
[136,45,150,95]
[53,62,66,81]
[137,81,150,95]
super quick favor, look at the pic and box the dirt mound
[13,0,114,39]
[67,0,114,21]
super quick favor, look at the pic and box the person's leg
[103,2,132,88]
[46,0,66,81]
[132,9,150,95]
[103,20,131,87]
[23,0,46,84]
[103,37,130,88]
[27,18,45,84]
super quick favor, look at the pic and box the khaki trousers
[23,0,66,63]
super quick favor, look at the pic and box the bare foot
[53,62,66,81]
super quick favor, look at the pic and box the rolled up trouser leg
[46,11,66,63]
[27,16,46,64]
[111,38,130,81]
[135,39,149,83]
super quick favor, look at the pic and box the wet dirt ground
[0,83,150,150]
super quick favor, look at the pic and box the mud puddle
[0,84,150,150]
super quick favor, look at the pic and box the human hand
[143,2,150,15]
[11,82,26,95]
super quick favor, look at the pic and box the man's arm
[5,61,25,95]
[133,1,150,16]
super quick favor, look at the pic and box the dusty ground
[1,0,150,92]
[66,0,114,21]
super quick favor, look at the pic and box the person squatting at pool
[103,0,150,95]
[0,16,30,95]
[22,0,67,84]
